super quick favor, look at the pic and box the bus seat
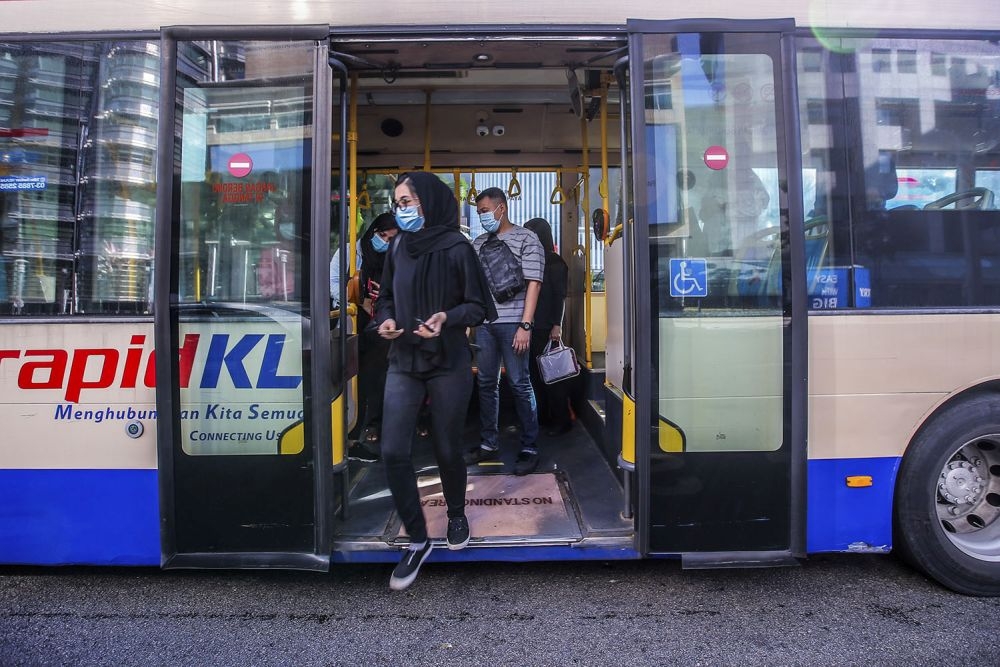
[756,216,828,299]
[804,216,830,274]
[923,187,995,210]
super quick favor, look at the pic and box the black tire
[895,395,1000,596]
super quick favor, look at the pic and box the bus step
[588,399,606,424]
[681,551,801,569]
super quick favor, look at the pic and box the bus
[1,1,999,596]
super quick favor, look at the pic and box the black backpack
[478,233,525,303]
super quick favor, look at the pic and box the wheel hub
[939,460,985,506]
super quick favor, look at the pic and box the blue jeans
[476,321,539,450]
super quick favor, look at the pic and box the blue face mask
[479,203,501,233]
[394,206,425,232]
[371,233,390,253]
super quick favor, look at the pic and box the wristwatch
[519,321,534,331]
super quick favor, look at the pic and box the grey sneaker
[447,516,470,550]
[389,541,432,591]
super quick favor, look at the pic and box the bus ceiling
[329,36,626,166]
[328,35,626,102]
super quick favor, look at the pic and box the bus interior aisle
[324,33,631,559]
[334,389,632,558]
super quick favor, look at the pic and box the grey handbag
[537,339,580,384]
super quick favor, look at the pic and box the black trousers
[357,331,390,432]
[529,331,572,429]
[381,357,472,544]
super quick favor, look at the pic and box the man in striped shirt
[465,187,545,475]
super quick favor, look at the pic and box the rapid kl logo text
[0,333,301,403]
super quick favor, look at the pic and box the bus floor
[332,402,633,556]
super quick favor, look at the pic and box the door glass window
[644,34,784,453]
[173,40,316,456]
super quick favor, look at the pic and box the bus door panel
[154,28,339,569]
[627,20,807,560]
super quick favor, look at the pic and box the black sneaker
[348,442,379,463]
[389,541,432,591]
[447,516,470,550]
[514,449,539,476]
[463,445,499,466]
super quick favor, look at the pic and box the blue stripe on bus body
[0,469,160,566]
[807,456,900,554]
[0,458,900,566]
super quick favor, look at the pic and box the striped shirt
[473,224,545,323]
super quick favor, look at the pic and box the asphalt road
[2,554,999,666]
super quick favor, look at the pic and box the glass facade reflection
[0,41,164,315]
[798,37,1000,308]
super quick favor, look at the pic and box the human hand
[550,325,561,341]
[414,311,447,338]
[378,318,403,339]
[512,327,531,354]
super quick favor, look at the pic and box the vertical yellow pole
[580,117,592,369]
[348,73,359,273]
[423,91,432,171]
[600,75,611,235]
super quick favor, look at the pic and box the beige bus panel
[809,314,1000,460]
[0,322,158,470]
[2,0,999,34]
[658,317,783,453]
[603,239,626,390]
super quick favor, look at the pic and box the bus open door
[154,27,348,569]
[622,20,808,564]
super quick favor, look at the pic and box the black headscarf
[525,217,568,331]
[359,211,397,297]
[525,217,555,256]
[395,172,497,323]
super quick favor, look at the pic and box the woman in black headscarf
[524,218,572,436]
[351,212,398,452]
[375,171,496,591]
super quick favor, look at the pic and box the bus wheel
[895,396,1000,596]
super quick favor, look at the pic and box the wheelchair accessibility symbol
[669,258,708,298]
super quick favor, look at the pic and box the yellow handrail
[348,72,359,275]
[453,169,462,205]
[357,170,371,210]
[507,168,522,199]
[549,181,567,205]
[599,74,611,247]
[422,91,432,171]
[580,117,592,369]
[467,171,479,205]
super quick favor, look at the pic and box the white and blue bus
[2,0,1000,595]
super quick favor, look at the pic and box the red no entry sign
[227,153,253,178]
[703,145,729,170]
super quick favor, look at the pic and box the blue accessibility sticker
[669,258,708,298]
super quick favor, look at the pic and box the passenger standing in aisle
[465,187,545,475]
[524,217,572,436]
[348,212,398,461]
[375,172,497,591]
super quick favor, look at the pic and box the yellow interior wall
[591,292,606,353]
